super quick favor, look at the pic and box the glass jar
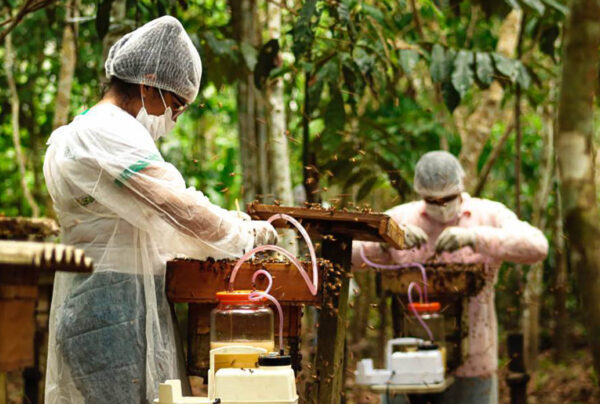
[403,302,445,344]
[210,290,275,353]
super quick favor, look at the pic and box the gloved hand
[251,221,278,247]
[230,210,251,221]
[400,224,429,249]
[435,227,476,253]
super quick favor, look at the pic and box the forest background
[1,0,599,402]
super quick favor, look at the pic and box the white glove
[251,221,278,247]
[229,210,251,221]
[435,227,476,253]
[400,224,429,249]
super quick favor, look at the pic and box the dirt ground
[6,349,599,403]
[498,350,599,404]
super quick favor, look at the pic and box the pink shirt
[352,193,548,377]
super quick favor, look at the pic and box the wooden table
[0,241,93,404]
[166,204,405,404]
[368,375,455,394]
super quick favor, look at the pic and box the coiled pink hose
[228,214,319,352]
[248,270,285,352]
[407,282,434,341]
[359,245,428,302]
[360,245,434,341]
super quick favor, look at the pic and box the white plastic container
[155,346,298,404]
[214,366,297,403]
[154,380,212,404]
[354,359,393,385]
[354,338,444,386]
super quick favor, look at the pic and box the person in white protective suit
[43,16,277,404]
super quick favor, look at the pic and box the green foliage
[475,52,494,86]
[521,0,546,15]
[291,0,320,60]
[451,50,474,97]
[430,44,448,83]
[399,49,419,74]
[493,52,519,82]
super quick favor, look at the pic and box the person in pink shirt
[353,151,548,404]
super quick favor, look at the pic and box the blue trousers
[56,272,170,404]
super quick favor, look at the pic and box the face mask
[136,89,176,141]
[425,196,462,223]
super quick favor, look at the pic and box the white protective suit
[44,103,260,403]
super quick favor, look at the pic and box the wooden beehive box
[167,257,341,377]
[380,263,487,372]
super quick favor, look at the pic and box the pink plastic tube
[268,214,318,294]
[229,214,318,296]
[228,214,319,352]
[407,282,434,342]
[248,270,284,353]
[359,245,428,302]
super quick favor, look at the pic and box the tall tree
[230,0,261,204]
[265,1,297,252]
[266,2,293,208]
[553,168,569,363]
[4,31,40,217]
[555,0,600,376]
[522,106,554,369]
[457,9,522,192]
[100,0,128,81]
[53,0,78,129]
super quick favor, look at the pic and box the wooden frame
[247,203,405,249]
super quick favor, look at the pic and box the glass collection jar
[403,302,445,344]
[210,290,275,353]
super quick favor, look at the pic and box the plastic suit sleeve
[130,164,252,244]
[473,203,548,264]
[56,132,254,259]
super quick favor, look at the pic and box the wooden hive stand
[166,204,406,404]
[0,217,93,404]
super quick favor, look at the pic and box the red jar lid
[216,290,267,304]
[407,302,441,313]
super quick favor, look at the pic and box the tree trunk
[231,0,260,204]
[4,32,40,218]
[53,0,78,130]
[457,9,522,192]
[555,0,600,376]
[100,0,128,82]
[522,106,554,370]
[302,71,320,203]
[257,92,270,201]
[553,172,569,363]
[473,121,514,197]
[266,0,297,253]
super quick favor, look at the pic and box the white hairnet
[105,16,202,103]
[413,151,465,197]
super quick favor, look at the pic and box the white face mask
[425,196,462,223]
[136,88,176,141]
